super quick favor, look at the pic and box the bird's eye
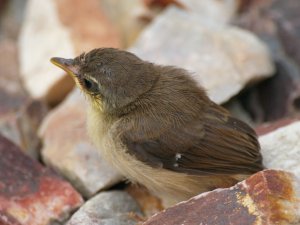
[82,78,99,92]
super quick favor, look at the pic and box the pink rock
[0,135,83,225]
[143,170,300,225]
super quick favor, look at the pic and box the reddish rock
[0,135,83,225]
[143,170,300,225]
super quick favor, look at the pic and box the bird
[51,48,263,206]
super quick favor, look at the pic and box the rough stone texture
[259,121,300,177]
[235,0,300,122]
[130,7,274,104]
[19,0,120,104]
[39,89,122,198]
[144,170,300,225]
[0,134,83,225]
[67,191,142,225]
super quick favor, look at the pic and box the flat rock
[130,7,274,104]
[259,121,300,176]
[18,0,120,104]
[143,170,300,225]
[39,89,122,198]
[67,191,142,225]
[0,134,83,225]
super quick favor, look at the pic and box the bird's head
[51,48,158,114]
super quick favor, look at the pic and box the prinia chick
[51,48,263,205]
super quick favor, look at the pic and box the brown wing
[121,106,263,176]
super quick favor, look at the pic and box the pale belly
[86,107,243,205]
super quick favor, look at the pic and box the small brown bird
[51,48,263,205]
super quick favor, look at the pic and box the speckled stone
[0,134,83,225]
[67,191,142,225]
[143,170,300,225]
[259,121,300,176]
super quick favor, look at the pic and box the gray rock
[259,121,300,177]
[39,89,123,198]
[67,191,142,225]
[130,7,274,104]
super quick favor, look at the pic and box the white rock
[130,7,274,104]
[19,0,120,104]
[180,0,238,24]
[19,0,74,103]
[259,121,300,177]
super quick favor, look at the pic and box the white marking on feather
[175,153,182,161]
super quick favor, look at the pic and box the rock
[0,134,83,225]
[259,121,300,176]
[18,0,120,104]
[99,0,149,48]
[126,185,163,218]
[0,0,28,40]
[178,0,238,24]
[67,191,142,225]
[235,0,300,122]
[16,100,48,158]
[39,89,122,198]
[0,99,48,159]
[0,39,27,116]
[143,170,300,225]
[255,117,300,136]
[130,7,274,104]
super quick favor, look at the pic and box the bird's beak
[50,57,79,80]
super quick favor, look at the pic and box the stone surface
[0,0,28,40]
[39,89,122,198]
[144,0,238,24]
[0,134,83,225]
[130,7,274,104]
[178,0,238,24]
[19,0,120,104]
[17,100,48,158]
[67,191,142,225]
[99,0,149,48]
[259,121,300,176]
[0,99,48,159]
[144,170,300,225]
[235,0,300,122]
[0,39,27,117]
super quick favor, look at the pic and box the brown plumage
[51,48,263,205]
